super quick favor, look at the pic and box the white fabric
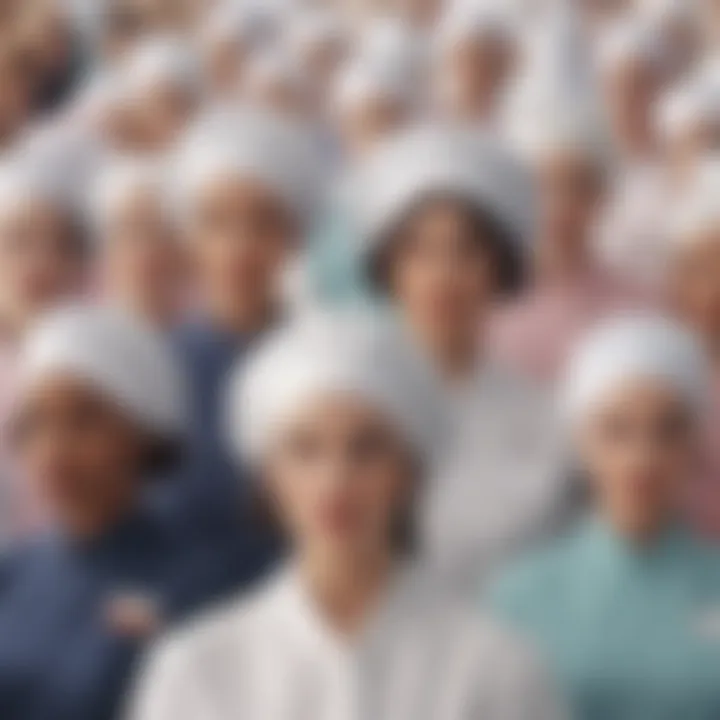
[597,18,667,74]
[657,77,720,143]
[17,305,188,439]
[562,314,709,424]
[286,8,347,55]
[172,110,321,229]
[201,1,277,49]
[119,36,201,100]
[128,565,566,720]
[333,58,415,115]
[227,313,438,465]
[351,126,535,259]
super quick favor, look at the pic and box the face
[671,234,720,355]
[0,38,41,147]
[13,376,148,536]
[129,86,196,152]
[536,152,606,250]
[604,58,660,154]
[266,396,414,564]
[439,36,514,121]
[579,380,697,538]
[205,39,248,98]
[102,0,155,63]
[0,201,85,335]
[102,190,186,326]
[246,80,308,122]
[388,199,499,345]
[343,98,407,156]
[188,176,296,327]
[394,0,442,28]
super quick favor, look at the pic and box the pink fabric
[490,268,655,386]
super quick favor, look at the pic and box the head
[393,0,443,30]
[534,148,608,253]
[375,196,522,359]
[243,55,310,122]
[11,307,187,537]
[235,317,427,570]
[566,317,707,540]
[97,169,185,327]
[263,393,417,567]
[436,28,516,123]
[98,0,157,64]
[0,194,85,337]
[185,173,299,331]
[601,32,664,157]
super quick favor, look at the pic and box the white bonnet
[597,17,668,74]
[350,125,535,265]
[118,35,202,101]
[562,314,709,424]
[17,305,189,441]
[227,313,438,465]
[172,109,323,231]
[436,0,520,55]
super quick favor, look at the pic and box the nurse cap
[562,314,709,424]
[172,109,323,232]
[16,305,189,444]
[227,312,439,466]
[350,125,534,293]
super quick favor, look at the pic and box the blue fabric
[163,320,283,594]
[488,518,720,720]
[0,506,207,720]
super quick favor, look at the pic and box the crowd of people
[1,0,720,717]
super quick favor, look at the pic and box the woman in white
[128,314,566,720]
[350,127,572,589]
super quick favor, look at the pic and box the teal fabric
[306,207,376,309]
[488,518,720,720]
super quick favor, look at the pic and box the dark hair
[367,193,526,299]
[142,436,187,478]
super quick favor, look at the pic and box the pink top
[490,267,655,386]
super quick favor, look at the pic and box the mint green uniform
[488,518,720,720]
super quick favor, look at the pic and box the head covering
[562,314,709,424]
[668,158,720,248]
[200,1,277,50]
[657,75,720,143]
[16,305,189,442]
[597,17,668,75]
[435,0,519,55]
[90,157,170,237]
[286,7,347,57]
[227,312,436,465]
[118,35,201,102]
[350,125,534,284]
[332,56,416,116]
[172,109,322,230]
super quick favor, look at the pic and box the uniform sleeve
[124,634,211,720]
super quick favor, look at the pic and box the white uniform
[420,361,572,590]
[128,566,566,720]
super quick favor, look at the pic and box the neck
[301,547,393,637]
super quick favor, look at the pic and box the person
[91,157,187,330]
[129,314,566,720]
[0,158,89,540]
[170,109,321,587]
[665,160,720,535]
[0,305,208,720]
[350,127,571,590]
[489,314,720,720]
[114,36,201,154]
[433,1,519,128]
[493,33,651,384]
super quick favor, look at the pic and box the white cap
[563,314,709,424]
[228,312,437,465]
[17,305,189,441]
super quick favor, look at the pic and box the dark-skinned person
[349,126,571,592]
[489,314,720,720]
[0,304,212,720]
[129,313,567,720]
